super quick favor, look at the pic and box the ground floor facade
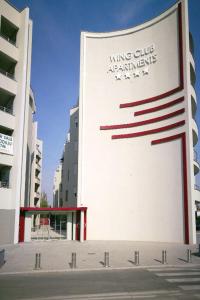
[19,207,87,243]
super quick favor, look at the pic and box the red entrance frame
[19,207,87,243]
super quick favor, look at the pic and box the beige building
[0,0,42,244]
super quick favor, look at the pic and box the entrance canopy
[19,207,87,243]
[20,206,87,213]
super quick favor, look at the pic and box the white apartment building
[53,105,78,208]
[56,0,199,244]
[0,0,42,244]
[53,162,63,208]
[30,123,43,208]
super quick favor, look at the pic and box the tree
[40,192,49,207]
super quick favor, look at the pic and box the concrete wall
[0,209,15,245]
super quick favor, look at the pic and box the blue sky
[11,0,200,203]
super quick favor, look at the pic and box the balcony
[35,177,40,185]
[0,180,9,188]
[36,162,41,171]
[191,86,197,119]
[194,160,200,176]
[34,191,40,199]
[36,142,42,156]
[190,63,196,88]
[34,197,40,207]
[194,150,199,175]
[29,87,36,113]
[189,32,194,57]
[0,51,16,80]
[0,88,15,129]
[195,184,200,192]
[194,185,200,205]
[192,119,198,146]
[0,16,18,47]
[0,164,11,189]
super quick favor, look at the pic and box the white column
[24,213,32,242]
[72,212,76,240]
[80,210,84,242]
[67,212,72,240]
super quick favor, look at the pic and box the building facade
[0,0,42,244]
[77,0,199,244]
[55,0,199,244]
[53,162,63,208]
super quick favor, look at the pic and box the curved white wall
[78,0,196,243]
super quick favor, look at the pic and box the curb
[0,263,200,276]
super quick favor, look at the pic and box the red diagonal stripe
[100,109,185,131]
[112,120,185,140]
[119,87,182,109]
[134,97,184,116]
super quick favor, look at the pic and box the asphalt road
[0,267,200,300]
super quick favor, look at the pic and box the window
[74,117,78,128]
[0,16,18,46]
[66,190,68,202]
[67,169,70,181]
[0,164,11,188]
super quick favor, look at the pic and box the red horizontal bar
[151,132,184,145]
[134,97,184,116]
[100,109,185,131]
[119,86,182,108]
[20,206,87,212]
[112,120,185,140]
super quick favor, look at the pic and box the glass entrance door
[31,214,67,240]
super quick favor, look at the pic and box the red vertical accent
[182,133,189,244]
[19,211,25,243]
[75,211,80,241]
[151,132,189,244]
[84,210,87,240]
[178,3,184,90]
[119,3,184,109]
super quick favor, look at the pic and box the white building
[57,0,199,244]
[53,162,63,208]
[0,0,42,244]
[29,123,43,209]
[77,0,199,244]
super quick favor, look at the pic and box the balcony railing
[0,32,16,47]
[0,181,9,188]
[0,67,15,80]
[0,105,13,115]
[36,147,42,156]
[195,184,200,191]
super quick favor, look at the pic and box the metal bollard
[134,251,139,266]
[162,250,167,264]
[34,253,41,270]
[187,249,192,263]
[104,252,110,267]
[71,252,76,269]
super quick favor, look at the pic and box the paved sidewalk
[0,239,200,274]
